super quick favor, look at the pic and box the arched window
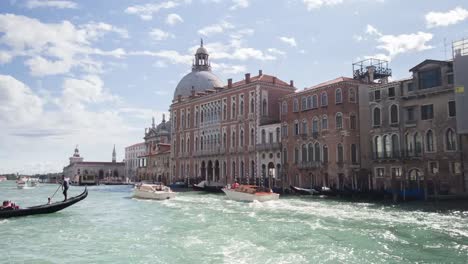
[335,88,342,104]
[337,144,344,163]
[336,113,343,129]
[302,144,307,162]
[240,130,244,146]
[276,127,280,142]
[250,97,255,113]
[187,138,190,153]
[200,136,204,150]
[223,104,227,120]
[446,128,457,151]
[232,131,236,147]
[195,137,199,151]
[375,136,382,158]
[262,99,267,116]
[301,97,307,111]
[383,135,391,158]
[302,120,308,135]
[351,144,357,164]
[391,134,399,157]
[250,129,254,145]
[283,148,288,164]
[240,100,244,116]
[261,129,266,143]
[405,133,413,155]
[231,102,236,119]
[321,92,328,106]
[294,147,299,164]
[322,115,328,130]
[232,161,236,178]
[312,94,318,108]
[181,138,185,153]
[350,113,356,130]
[308,143,313,162]
[306,96,312,109]
[196,111,199,126]
[414,132,422,156]
[349,88,356,102]
[314,142,320,162]
[390,104,398,124]
[223,133,226,148]
[323,145,329,163]
[293,98,299,112]
[426,130,434,152]
[281,101,287,114]
[373,107,381,127]
[312,117,319,133]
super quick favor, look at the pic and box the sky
[1,0,468,174]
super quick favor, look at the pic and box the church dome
[173,39,223,100]
[174,71,223,99]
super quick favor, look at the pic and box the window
[306,96,312,109]
[261,129,266,143]
[301,97,307,111]
[262,99,267,116]
[407,82,414,92]
[373,107,381,127]
[293,99,299,112]
[405,133,413,155]
[321,92,328,106]
[294,121,299,136]
[322,145,328,163]
[336,113,343,129]
[446,128,457,151]
[294,147,299,164]
[419,69,442,89]
[375,136,382,158]
[376,168,384,177]
[337,144,344,163]
[374,90,381,101]
[314,143,320,162]
[276,127,280,142]
[312,94,318,108]
[283,148,288,164]
[391,167,401,178]
[448,101,456,117]
[349,88,356,102]
[308,143,313,162]
[240,130,244,146]
[351,144,357,164]
[322,115,328,130]
[414,132,422,156]
[302,120,308,135]
[388,87,395,98]
[302,144,307,162]
[281,102,288,115]
[407,107,415,122]
[312,118,319,133]
[269,132,273,143]
[429,161,438,174]
[383,135,391,158]
[421,105,434,120]
[350,114,356,130]
[391,134,399,157]
[335,89,342,104]
[426,130,434,152]
[250,93,254,113]
[448,74,454,85]
[390,104,398,124]
[282,124,288,137]
[240,98,244,116]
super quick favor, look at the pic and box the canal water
[1,181,467,264]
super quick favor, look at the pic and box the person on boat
[232,181,240,189]
[61,175,70,201]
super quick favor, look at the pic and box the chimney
[228,78,232,88]
[290,80,294,87]
[259,69,263,76]
[272,77,277,84]
[245,73,251,83]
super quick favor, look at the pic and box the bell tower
[112,145,116,163]
[192,38,211,72]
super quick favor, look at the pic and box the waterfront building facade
[256,122,282,188]
[279,77,364,189]
[169,41,295,185]
[63,146,125,185]
[125,142,146,182]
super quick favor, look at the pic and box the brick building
[169,41,295,185]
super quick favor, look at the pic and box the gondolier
[62,175,70,201]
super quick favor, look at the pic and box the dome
[196,46,208,54]
[173,71,224,99]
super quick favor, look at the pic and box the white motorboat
[222,185,279,202]
[0,176,7,182]
[16,177,38,189]
[133,183,176,200]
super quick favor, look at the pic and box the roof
[174,70,224,99]
[409,59,451,72]
[229,74,290,88]
[125,142,145,149]
[306,77,357,90]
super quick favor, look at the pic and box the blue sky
[0,0,467,174]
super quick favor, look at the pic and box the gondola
[0,187,88,219]
[290,185,319,195]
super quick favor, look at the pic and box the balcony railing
[256,142,281,151]
[297,161,321,169]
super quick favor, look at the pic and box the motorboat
[0,176,7,182]
[0,187,88,219]
[290,185,320,195]
[193,180,224,193]
[133,183,176,200]
[222,185,280,202]
[16,177,39,189]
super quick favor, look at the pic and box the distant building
[125,142,146,182]
[63,146,125,185]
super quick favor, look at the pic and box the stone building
[256,122,282,188]
[63,145,125,185]
[170,41,295,185]
[368,59,464,198]
[125,142,146,182]
[280,77,364,189]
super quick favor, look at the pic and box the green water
[0,181,467,264]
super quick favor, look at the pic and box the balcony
[259,116,277,125]
[256,142,281,151]
[297,161,321,169]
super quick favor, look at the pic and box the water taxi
[133,183,176,200]
[222,185,279,202]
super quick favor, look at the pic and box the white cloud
[0,14,128,76]
[230,0,249,10]
[130,50,192,65]
[149,28,175,41]
[198,21,234,36]
[166,13,184,26]
[425,7,468,28]
[279,36,297,47]
[62,75,119,107]
[303,0,343,10]
[267,48,286,56]
[211,63,246,75]
[125,1,181,21]
[365,24,382,36]
[26,0,77,9]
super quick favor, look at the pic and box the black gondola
[0,187,88,219]
[290,185,319,195]
[192,181,224,193]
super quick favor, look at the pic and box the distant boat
[16,177,39,189]
[290,185,320,195]
[222,185,279,202]
[192,180,224,193]
[0,187,88,219]
[133,183,176,200]
[0,176,7,182]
